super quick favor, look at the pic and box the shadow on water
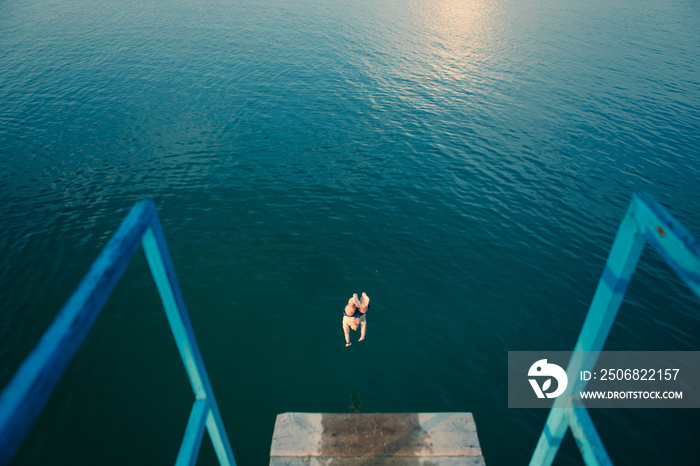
[349,390,363,413]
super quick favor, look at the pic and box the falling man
[342,292,370,347]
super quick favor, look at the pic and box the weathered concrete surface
[270,458,484,465]
[270,413,485,466]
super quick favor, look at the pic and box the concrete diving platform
[270,412,485,465]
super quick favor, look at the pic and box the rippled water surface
[1,0,699,464]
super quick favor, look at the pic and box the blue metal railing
[0,200,236,466]
[530,192,700,465]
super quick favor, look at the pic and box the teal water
[1,0,700,464]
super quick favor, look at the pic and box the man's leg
[343,319,352,346]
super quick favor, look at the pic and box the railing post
[0,200,236,466]
[176,400,209,466]
[0,201,154,465]
[141,215,237,466]
[530,193,700,465]
[530,198,646,466]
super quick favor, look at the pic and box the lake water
[1,0,699,464]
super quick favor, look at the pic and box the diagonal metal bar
[205,406,235,466]
[141,226,207,398]
[176,399,209,466]
[529,406,570,466]
[569,402,612,466]
[0,200,236,466]
[530,192,700,466]
[633,192,700,299]
[141,217,236,465]
[0,200,154,465]
[530,197,646,466]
